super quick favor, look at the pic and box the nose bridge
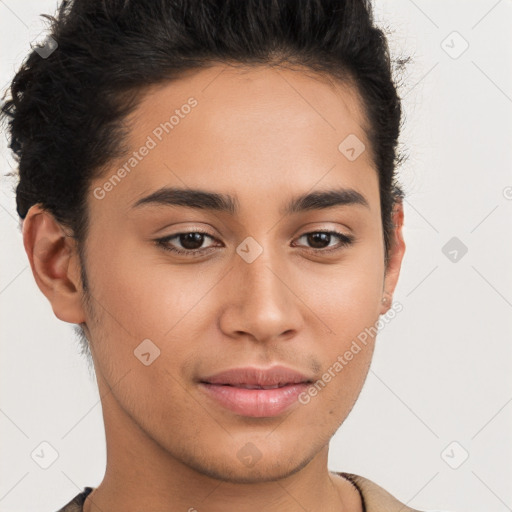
[223,237,301,339]
[236,239,286,306]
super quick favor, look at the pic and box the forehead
[130,63,369,147]
[89,63,377,217]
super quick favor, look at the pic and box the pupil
[308,232,330,249]
[180,233,204,250]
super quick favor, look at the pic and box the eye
[155,229,355,258]
[293,230,355,253]
[155,230,220,257]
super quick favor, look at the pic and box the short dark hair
[1,0,408,359]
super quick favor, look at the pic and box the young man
[2,0,430,510]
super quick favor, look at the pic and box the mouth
[198,381,312,418]
[197,365,314,417]
[203,382,310,389]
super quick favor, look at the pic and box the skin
[22,64,405,512]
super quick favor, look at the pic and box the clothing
[339,472,423,511]
[55,471,426,512]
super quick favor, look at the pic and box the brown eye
[294,231,355,253]
[177,232,207,250]
[155,229,355,258]
[155,231,218,256]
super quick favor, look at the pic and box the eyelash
[154,229,355,257]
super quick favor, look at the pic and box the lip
[199,365,313,387]
[198,365,314,418]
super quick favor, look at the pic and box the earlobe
[22,204,86,324]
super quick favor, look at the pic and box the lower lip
[199,382,310,417]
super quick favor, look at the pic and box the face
[26,64,405,483]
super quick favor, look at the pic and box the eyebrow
[131,186,370,215]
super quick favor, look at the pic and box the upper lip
[200,365,314,387]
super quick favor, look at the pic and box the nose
[218,245,304,344]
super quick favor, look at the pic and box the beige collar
[59,474,426,512]
[338,472,424,512]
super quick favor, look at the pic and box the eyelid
[292,230,355,251]
[155,227,355,257]
[154,229,220,257]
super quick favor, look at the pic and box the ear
[22,204,86,324]
[380,199,406,315]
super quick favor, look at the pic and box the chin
[183,438,314,484]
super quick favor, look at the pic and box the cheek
[301,252,384,336]
[295,245,383,393]
[87,236,214,339]
[87,222,384,362]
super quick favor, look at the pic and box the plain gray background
[1,1,511,511]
